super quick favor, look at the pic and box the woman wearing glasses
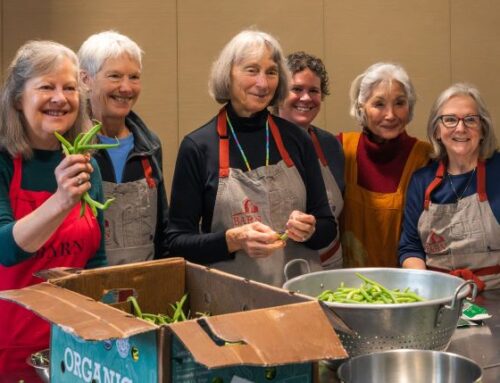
[399,83,500,291]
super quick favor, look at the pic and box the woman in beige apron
[166,30,336,287]
[79,31,169,265]
[278,51,344,268]
[400,83,500,291]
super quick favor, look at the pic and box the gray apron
[103,158,157,265]
[309,128,344,269]
[210,109,322,287]
[419,161,500,290]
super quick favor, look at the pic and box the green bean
[54,122,119,217]
[316,273,426,304]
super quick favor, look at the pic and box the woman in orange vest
[339,62,431,267]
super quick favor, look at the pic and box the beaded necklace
[448,168,476,202]
[226,113,269,171]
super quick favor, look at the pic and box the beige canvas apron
[210,108,323,287]
[308,127,343,268]
[419,160,500,290]
[103,158,157,265]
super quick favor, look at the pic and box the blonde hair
[0,40,89,158]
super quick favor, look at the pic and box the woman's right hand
[54,153,93,211]
[226,222,285,258]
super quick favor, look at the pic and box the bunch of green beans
[317,272,426,304]
[54,122,119,217]
[127,294,208,325]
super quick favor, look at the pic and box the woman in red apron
[339,62,431,267]
[0,41,106,378]
[400,83,500,291]
[166,30,336,287]
[278,51,345,269]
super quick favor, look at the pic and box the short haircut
[0,40,89,158]
[349,62,416,127]
[286,51,330,99]
[208,29,289,107]
[427,83,498,161]
[78,30,143,77]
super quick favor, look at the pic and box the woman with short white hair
[167,29,336,286]
[78,30,169,265]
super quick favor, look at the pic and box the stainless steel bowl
[337,349,483,383]
[283,267,477,356]
[26,348,50,383]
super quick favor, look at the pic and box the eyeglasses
[438,114,481,129]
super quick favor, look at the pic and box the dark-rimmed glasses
[438,114,481,129]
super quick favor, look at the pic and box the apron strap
[268,115,294,167]
[477,160,487,202]
[217,108,230,178]
[308,127,328,166]
[320,239,341,264]
[217,107,295,177]
[141,158,156,189]
[424,160,446,210]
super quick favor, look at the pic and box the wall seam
[175,0,180,147]
[449,0,453,84]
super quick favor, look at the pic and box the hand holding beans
[226,221,286,258]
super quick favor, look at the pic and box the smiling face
[279,68,322,129]
[19,57,79,150]
[363,81,409,140]
[436,95,483,166]
[229,47,279,117]
[84,53,141,124]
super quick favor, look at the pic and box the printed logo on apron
[424,231,446,254]
[232,198,262,226]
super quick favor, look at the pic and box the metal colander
[283,267,477,357]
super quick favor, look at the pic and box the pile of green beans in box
[317,272,426,304]
[127,294,208,325]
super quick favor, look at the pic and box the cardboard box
[0,258,348,382]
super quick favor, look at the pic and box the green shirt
[0,149,106,267]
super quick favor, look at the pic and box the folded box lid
[169,300,348,368]
[0,282,156,340]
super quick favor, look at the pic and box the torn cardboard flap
[169,300,348,368]
[0,282,156,340]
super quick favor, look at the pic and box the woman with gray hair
[0,40,106,376]
[399,83,500,291]
[340,62,431,268]
[167,30,336,286]
[78,30,169,265]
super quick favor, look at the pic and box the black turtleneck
[167,103,335,264]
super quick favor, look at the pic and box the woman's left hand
[285,210,316,243]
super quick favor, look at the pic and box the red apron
[0,156,101,372]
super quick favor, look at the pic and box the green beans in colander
[317,272,426,304]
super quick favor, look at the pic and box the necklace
[226,113,269,171]
[447,168,476,202]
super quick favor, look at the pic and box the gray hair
[78,30,143,77]
[0,40,89,158]
[208,29,289,107]
[427,83,498,161]
[349,62,416,127]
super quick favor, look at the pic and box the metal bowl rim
[338,348,483,374]
[283,267,471,309]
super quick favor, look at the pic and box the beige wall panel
[451,0,500,138]
[177,0,325,140]
[0,1,3,82]
[2,0,177,191]
[324,1,450,139]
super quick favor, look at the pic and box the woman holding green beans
[0,40,107,378]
